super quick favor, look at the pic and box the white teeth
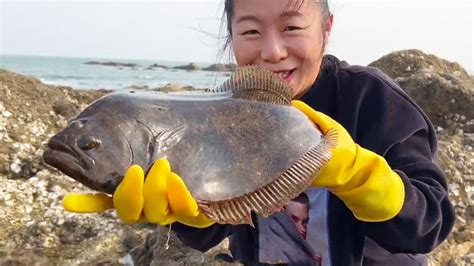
[276,71,290,79]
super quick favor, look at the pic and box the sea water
[0,55,230,91]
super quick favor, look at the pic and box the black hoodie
[171,55,455,265]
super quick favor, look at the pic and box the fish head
[43,93,185,194]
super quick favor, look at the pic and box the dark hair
[221,0,331,54]
[291,192,310,208]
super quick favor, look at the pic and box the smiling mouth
[274,69,296,81]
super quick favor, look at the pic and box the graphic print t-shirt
[258,188,330,265]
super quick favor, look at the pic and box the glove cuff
[332,146,405,222]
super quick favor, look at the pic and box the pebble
[3,193,11,201]
[456,216,467,224]
[449,183,460,196]
[38,221,48,228]
[118,254,134,266]
[465,253,474,264]
[2,110,12,118]
[26,220,35,226]
[10,163,21,174]
[48,192,58,200]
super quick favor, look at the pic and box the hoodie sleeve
[337,67,455,253]
[362,129,455,253]
[171,222,233,252]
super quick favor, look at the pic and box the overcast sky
[0,0,472,71]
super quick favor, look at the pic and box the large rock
[145,64,169,70]
[173,63,201,71]
[156,83,198,93]
[84,61,139,68]
[203,63,237,72]
[369,49,474,129]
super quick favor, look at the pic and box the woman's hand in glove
[292,100,405,222]
[63,158,215,228]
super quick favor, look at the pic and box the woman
[65,0,455,264]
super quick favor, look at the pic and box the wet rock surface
[0,49,473,265]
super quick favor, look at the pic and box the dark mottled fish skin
[43,67,334,224]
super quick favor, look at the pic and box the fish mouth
[43,139,96,187]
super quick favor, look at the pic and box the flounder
[43,66,336,225]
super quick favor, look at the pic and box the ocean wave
[43,74,89,80]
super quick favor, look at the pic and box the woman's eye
[242,29,260,36]
[284,26,302,32]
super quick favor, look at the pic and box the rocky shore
[0,49,473,265]
[85,61,237,72]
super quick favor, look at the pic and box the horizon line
[0,53,234,65]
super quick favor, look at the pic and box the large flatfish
[43,66,336,224]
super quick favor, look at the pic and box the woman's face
[231,0,332,98]
[285,201,309,240]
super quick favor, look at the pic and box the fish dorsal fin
[216,66,293,105]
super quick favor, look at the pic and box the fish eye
[78,136,101,151]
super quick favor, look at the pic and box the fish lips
[43,139,98,190]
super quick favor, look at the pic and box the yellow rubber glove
[140,158,214,228]
[63,158,215,228]
[292,100,405,222]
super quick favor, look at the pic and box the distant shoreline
[0,53,227,68]
[0,55,232,91]
[1,53,473,91]
[1,53,473,75]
